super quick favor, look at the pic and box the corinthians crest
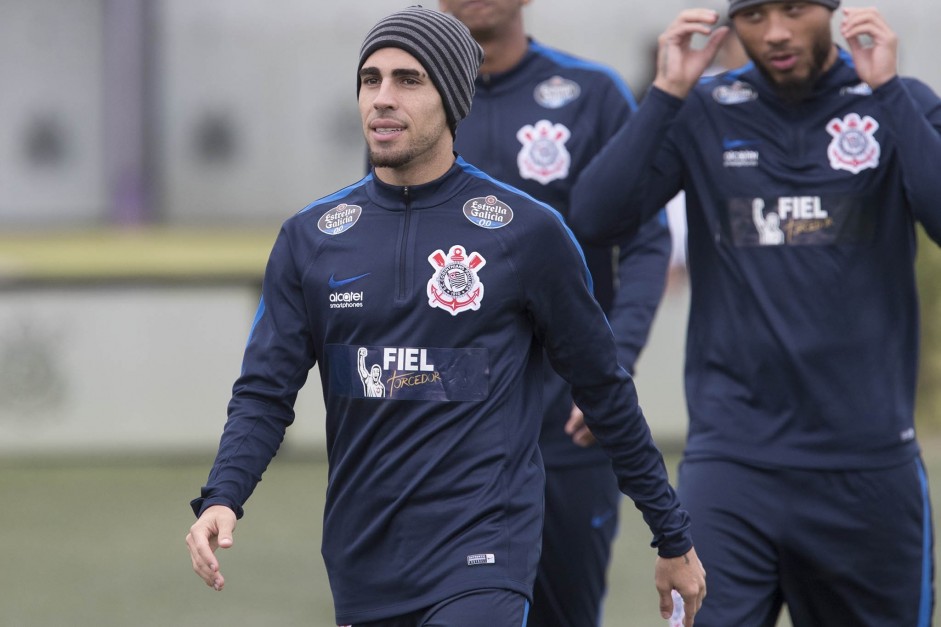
[517,119,571,184]
[426,245,486,315]
[826,112,880,174]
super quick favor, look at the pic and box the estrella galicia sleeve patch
[712,81,758,105]
[325,344,489,401]
[534,76,581,109]
[724,194,876,247]
[317,203,362,235]
[463,196,514,229]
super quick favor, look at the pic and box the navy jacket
[571,50,941,469]
[192,158,691,623]
[455,40,671,467]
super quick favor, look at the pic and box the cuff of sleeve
[190,496,244,519]
[871,75,903,100]
[651,507,694,557]
[645,85,687,112]
[655,532,694,558]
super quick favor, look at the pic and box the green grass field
[2,440,939,627]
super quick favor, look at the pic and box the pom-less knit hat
[729,0,840,16]
[357,5,484,134]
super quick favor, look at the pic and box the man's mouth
[767,53,798,72]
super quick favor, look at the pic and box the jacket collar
[366,156,474,211]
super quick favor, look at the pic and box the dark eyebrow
[358,67,426,80]
[359,66,380,80]
[391,68,424,79]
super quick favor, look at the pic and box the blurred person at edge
[438,1,673,625]
[185,6,706,627]
[568,1,940,625]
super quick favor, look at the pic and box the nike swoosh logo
[328,272,370,289]
[591,509,615,529]
[722,138,759,150]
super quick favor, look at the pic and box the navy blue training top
[192,158,691,623]
[570,50,941,470]
[454,39,671,468]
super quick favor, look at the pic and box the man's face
[733,2,836,101]
[359,47,450,172]
[438,0,529,40]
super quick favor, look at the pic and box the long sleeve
[515,210,691,556]
[872,76,941,243]
[569,87,687,246]
[191,228,317,518]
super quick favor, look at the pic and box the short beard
[368,147,416,169]
[757,36,832,104]
[366,119,451,170]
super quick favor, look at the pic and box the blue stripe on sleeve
[241,296,266,373]
[297,174,372,215]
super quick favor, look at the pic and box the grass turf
[3,441,940,626]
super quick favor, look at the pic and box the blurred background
[1,0,939,625]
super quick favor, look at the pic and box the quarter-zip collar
[366,156,475,211]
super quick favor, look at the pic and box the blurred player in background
[186,6,706,626]
[569,1,940,624]
[438,1,672,624]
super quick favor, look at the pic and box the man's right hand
[185,504,237,591]
[655,546,707,626]
[653,9,730,99]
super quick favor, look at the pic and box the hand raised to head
[653,9,731,99]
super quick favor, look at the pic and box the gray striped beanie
[729,0,839,16]
[358,6,484,133]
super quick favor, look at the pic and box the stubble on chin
[368,147,413,169]
[756,38,832,104]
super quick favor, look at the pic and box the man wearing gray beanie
[186,5,706,626]
[358,5,483,136]
[566,2,941,626]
